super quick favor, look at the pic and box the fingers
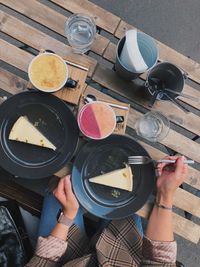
[64,175,73,195]
[157,161,168,175]
[54,176,65,195]
[157,155,186,169]
[177,156,188,177]
[166,155,180,160]
[157,155,186,176]
[182,160,189,176]
[174,156,185,176]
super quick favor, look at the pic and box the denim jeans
[38,192,143,237]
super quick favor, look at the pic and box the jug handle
[178,66,188,79]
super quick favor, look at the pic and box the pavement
[91,1,200,266]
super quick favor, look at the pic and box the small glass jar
[65,14,96,54]
[135,111,170,142]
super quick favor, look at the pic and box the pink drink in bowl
[78,102,116,139]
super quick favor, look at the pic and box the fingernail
[181,156,185,161]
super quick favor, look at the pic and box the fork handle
[156,159,194,164]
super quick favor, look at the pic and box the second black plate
[72,134,155,219]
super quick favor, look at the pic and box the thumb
[175,156,185,176]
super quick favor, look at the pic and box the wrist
[156,192,173,207]
[63,209,77,220]
[57,211,74,228]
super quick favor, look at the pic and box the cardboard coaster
[53,60,88,105]
[27,53,88,105]
[78,85,130,134]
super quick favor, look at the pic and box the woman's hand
[53,175,79,220]
[146,155,188,242]
[156,155,188,202]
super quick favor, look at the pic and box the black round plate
[0,92,79,178]
[72,134,155,219]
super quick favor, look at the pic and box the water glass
[65,14,96,54]
[135,111,170,142]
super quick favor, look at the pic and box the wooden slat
[174,188,200,218]
[0,183,42,217]
[139,141,200,191]
[0,68,28,94]
[115,20,200,84]
[93,65,200,136]
[50,0,121,34]
[103,41,116,62]
[181,84,200,109]
[84,85,200,190]
[137,203,200,244]
[1,0,109,56]
[0,39,34,72]
[0,11,96,76]
[127,107,200,164]
[0,177,43,217]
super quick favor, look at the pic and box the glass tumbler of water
[135,111,170,142]
[65,14,96,54]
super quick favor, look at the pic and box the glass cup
[135,111,170,142]
[77,102,116,140]
[65,14,96,54]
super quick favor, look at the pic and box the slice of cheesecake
[9,116,56,151]
[89,165,133,191]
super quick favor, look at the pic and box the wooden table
[0,0,200,245]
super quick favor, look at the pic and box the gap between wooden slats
[114,20,200,85]
[0,10,96,76]
[49,0,121,34]
[0,0,109,56]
